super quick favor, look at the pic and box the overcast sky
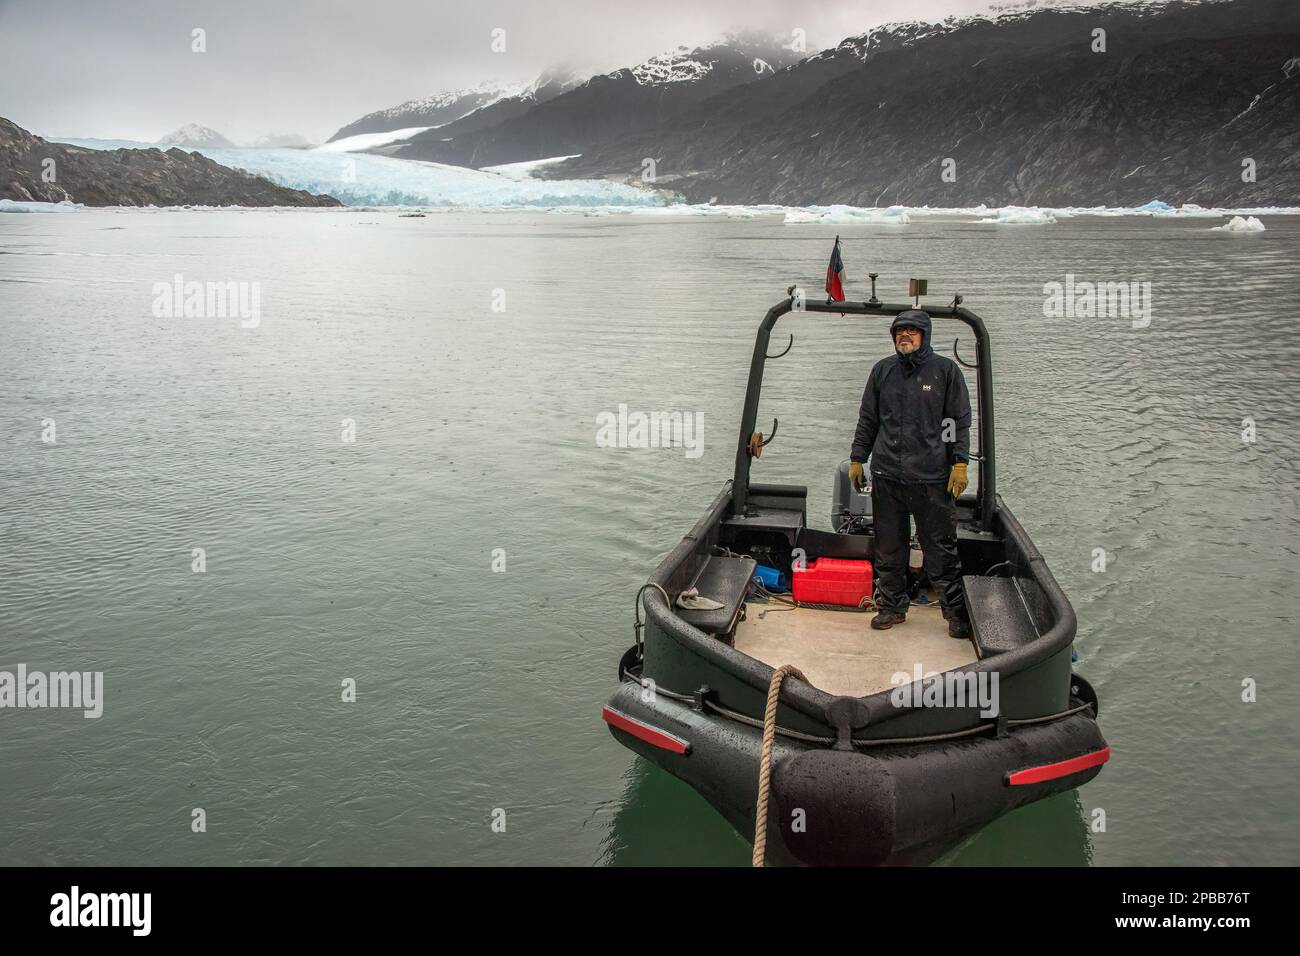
[1,0,1126,143]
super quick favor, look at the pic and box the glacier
[32,139,1300,217]
[55,138,662,208]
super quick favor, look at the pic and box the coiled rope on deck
[753,664,807,867]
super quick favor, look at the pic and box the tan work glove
[850,460,866,492]
[947,462,968,498]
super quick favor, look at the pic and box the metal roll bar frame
[731,296,997,532]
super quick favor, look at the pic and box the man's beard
[897,341,917,354]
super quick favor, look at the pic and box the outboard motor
[831,458,872,533]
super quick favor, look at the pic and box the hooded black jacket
[850,310,972,484]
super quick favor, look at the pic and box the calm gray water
[1,208,1297,866]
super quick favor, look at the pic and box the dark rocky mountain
[0,118,340,207]
[382,34,805,168]
[547,0,1300,207]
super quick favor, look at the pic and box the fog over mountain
[0,0,1124,143]
[4,0,1292,208]
[547,0,1300,206]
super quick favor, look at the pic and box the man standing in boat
[849,310,973,640]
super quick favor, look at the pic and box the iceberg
[784,204,912,224]
[977,205,1057,224]
[1211,215,1266,232]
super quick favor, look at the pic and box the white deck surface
[734,601,978,697]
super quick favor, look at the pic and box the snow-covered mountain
[528,63,589,100]
[605,32,798,86]
[326,76,572,143]
[808,0,1229,66]
[340,66,592,158]
[156,124,235,148]
[626,41,774,84]
[382,33,801,169]
[552,0,1296,207]
[249,132,313,149]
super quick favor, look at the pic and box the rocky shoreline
[0,117,340,208]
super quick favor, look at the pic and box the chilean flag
[825,236,846,302]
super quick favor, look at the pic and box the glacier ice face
[200,147,659,207]
[56,139,662,208]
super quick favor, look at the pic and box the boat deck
[734,601,979,697]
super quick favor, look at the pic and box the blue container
[753,564,789,593]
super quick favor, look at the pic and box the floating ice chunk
[1211,215,1266,232]
[0,199,83,213]
[978,206,1056,224]
[784,204,911,224]
[1139,202,1219,218]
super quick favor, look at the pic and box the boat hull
[605,677,1108,866]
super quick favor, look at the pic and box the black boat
[603,284,1109,866]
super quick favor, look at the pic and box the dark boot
[948,616,973,641]
[871,610,907,630]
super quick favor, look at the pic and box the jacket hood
[890,310,933,372]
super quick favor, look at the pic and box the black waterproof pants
[871,476,968,621]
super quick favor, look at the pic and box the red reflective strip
[1007,746,1111,786]
[602,706,690,755]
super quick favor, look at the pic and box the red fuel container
[791,557,874,608]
